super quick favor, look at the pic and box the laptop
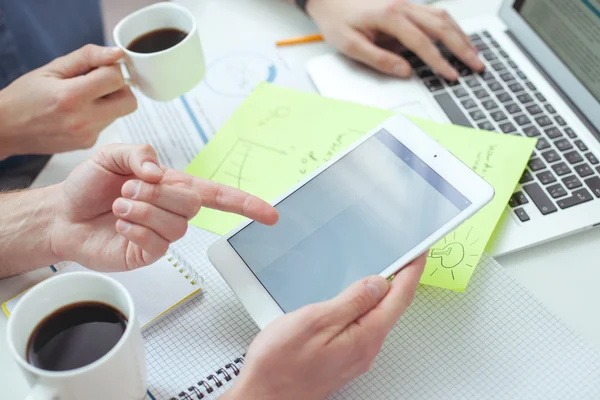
[306,0,600,256]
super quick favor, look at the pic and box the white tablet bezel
[208,115,494,329]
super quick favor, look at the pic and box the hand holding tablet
[221,254,427,400]
[209,115,494,329]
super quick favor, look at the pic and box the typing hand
[306,0,485,80]
[220,254,426,400]
[0,45,137,159]
[51,144,279,271]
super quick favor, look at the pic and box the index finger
[406,7,484,72]
[358,252,427,333]
[71,64,127,99]
[49,45,124,78]
[161,171,279,226]
[380,17,458,80]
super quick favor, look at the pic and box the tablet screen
[229,129,471,312]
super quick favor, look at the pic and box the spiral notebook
[146,226,600,400]
[1,251,203,330]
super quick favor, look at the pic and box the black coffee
[26,301,127,371]
[127,28,188,53]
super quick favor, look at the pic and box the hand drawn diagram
[208,139,288,191]
[471,144,497,177]
[204,52,278,97]
[298,128,365,176]
[257,106,291,128]
[207,127,365,191]
[427,225,480,281]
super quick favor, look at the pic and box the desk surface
[3,0,600,398]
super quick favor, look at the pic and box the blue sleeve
[1,0,105,82]
[0,0,105,184]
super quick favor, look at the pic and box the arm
[0,144,278,278]
[0,186,62,277]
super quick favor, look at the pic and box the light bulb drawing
[428,225,480,281]
[431,242,465,268]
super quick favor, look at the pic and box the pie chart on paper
[203,52,278,97]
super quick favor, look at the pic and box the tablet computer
[208,115,494,328]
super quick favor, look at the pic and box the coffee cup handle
[25,383,57,400]
[118,60,134,87]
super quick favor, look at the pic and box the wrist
[0,184,63,277]
[47,182,75,263]
[0,88,22,159]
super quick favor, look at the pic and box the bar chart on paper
[207,139,289,191]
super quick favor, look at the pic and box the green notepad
[186,83,535,291]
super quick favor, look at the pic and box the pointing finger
[160,171,279,226]
[196,179,279,225]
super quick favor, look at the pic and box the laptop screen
[513,0,600,104]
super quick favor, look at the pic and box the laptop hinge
[505,30,600,143]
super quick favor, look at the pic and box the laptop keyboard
[401,30,600,222]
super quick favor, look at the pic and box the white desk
[3,0,600,397]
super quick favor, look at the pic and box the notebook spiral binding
[170,355,246,399]
[165,249,203,287]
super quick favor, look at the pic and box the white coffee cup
[7,272,147,400]
[113,2,205,101]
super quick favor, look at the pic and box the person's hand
[306,0,485,80]
[50,144,279,271]
[0,44,137,159]
[220,254,426,400]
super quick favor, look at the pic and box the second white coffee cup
[7,272,147,400]
[113,2,205,101]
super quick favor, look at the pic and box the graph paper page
[144,226,258,399]
[145,232,600,399]
[333,254,600,400]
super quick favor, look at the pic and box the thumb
[324,276,390,328]
[48,44,124,78]
[357,252,427,333]
[92,144,163,183]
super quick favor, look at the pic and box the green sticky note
[186,83,535,291]
[186,83,392,232]
[410,118,535,291]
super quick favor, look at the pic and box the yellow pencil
[276,34,324,47]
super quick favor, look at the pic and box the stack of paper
[185,83,535,291]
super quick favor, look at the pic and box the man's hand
[0,44,137,159]
[306,0,485,80]
[221,254,426,400]
[50,144,278,271]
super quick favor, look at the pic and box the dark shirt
[0,0,104,189]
